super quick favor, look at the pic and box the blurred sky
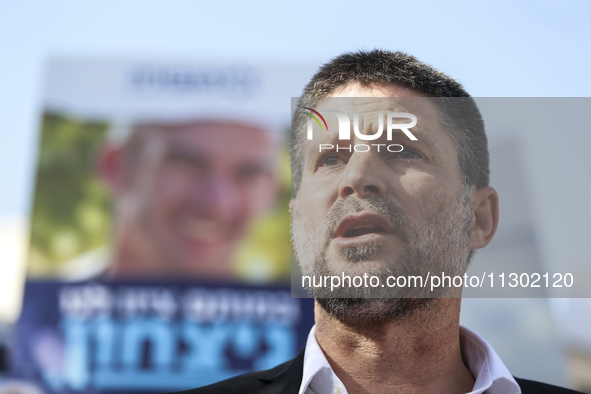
[0,0,590,223]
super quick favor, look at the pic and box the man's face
[291,83,474,311]
[117,121,277,278]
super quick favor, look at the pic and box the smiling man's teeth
[181,217,221,242]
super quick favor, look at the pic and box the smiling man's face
[114,121,277,279]
[291,83,474,308]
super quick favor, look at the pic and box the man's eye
[399,150,418,159]
[323,156,340,166]
[236,165,268,183]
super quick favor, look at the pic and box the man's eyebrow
[388,127,427,140]
[236,159,275,176]
[165,144,208,162]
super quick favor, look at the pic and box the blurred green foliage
[27,113,110,277]
[234,146,292,282]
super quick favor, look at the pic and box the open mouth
[344,224,386,238]
[335,212,394,239]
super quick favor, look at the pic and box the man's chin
[306,279,429,300]
[326,260,395,280]
[330,240,384,263]
[316,297,433,322]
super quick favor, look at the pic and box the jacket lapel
[254,348,305,394]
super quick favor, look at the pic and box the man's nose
[338,152,387,198]
[198,175,239,217]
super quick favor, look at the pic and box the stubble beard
[291,185,473,322]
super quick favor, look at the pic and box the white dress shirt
[298,325,521,394]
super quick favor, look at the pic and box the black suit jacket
[170,349,584,394]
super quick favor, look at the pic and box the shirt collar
[460,325,521,394]
[299,326,337,394]
[299,325,521,394]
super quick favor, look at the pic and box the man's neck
[313,298,474,394]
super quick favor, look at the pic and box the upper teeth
[181,217,221,241]
[350,223,379,230]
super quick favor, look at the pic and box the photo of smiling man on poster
[8,59,317,394]
[97,118,279,280]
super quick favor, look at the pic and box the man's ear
[470,186,499,250]
[96,145,130,195]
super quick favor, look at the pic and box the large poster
[27,58,315,281]
[11,57,317,393]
